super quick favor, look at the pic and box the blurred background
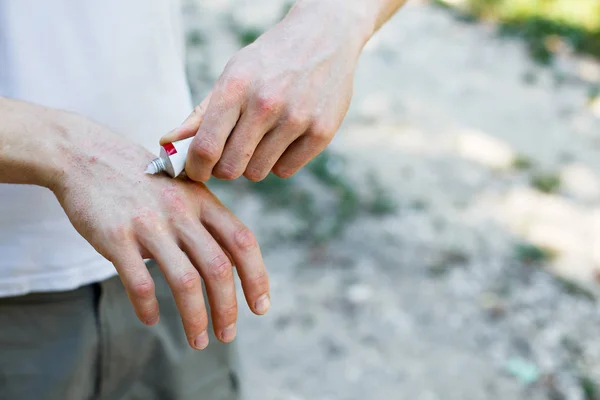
[184,0,600,398]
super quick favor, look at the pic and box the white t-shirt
[0,0,193,297]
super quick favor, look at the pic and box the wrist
[0,98,73,191]
[289,0,375,51]
[40,112,80,193]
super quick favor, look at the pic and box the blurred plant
[588,84,600,102]
[363,172,397,216]
[580,375,600,400]
[227,150,396,244]
[428,248,470,276]
[410,198,429,211]
[514,242,556,264]
[556,277,596,301]
[522,70,538,85]
[186,30,205,47]
[235,28,263,46]
[531,172,561,193]
[512,154,534,170]
[281,1,294,18]
[433,0,600,64]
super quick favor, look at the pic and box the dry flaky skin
[0,98,270,350]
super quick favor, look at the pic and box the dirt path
[184,1,600,398]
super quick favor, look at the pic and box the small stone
[346,284,373,304]
[505,357,540,385]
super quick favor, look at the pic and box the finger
[186,80,245,182]
[212,94,283,180]
[272,126,332,179]
[140,233,210,350]
[177,221,238,344]
[201,201,270,316]
[244,114,310,182]
[160,93,212,145]
[111,247,160,326]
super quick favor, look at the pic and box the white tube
[146,136,195,178]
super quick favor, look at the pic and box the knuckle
[186,168,210,183]
[132,209,163,233]
[106,224,132,244]
[171,214,197,233]
[255,93,282,116]
[206,254,233,280]
[193,102,207,116]
[129,279,156,300]
[222,75,249,99]
[184,314,209,333]
[248,271,270,291]
[234,226,258,251]
[272,165,296,179]
[216,303,238,321]
[310,122,336,144]
[285,111,310,131]
[174,270,202,293]
[191,137,221,162]
[213,161,243,180]
[244,167,267,182]
[137,302,159,321]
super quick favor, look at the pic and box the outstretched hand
[51,115,269,350]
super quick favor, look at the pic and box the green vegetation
[557,277,596,301]
[580,375,600,400]
[512,154,535,170]
[514,241,555,264]
[589,84,600,102]
[531,172,561,193]
[428,248,470,276]
[434,0,600,64]
[226,150,396,244]
[235,28,263,46]
[186,30,205,47]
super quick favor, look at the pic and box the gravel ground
[182,1,600,399]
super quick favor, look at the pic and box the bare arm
[0,97,270,349]
[372,0,408,32]
[161,0,408,182]
[0,98,68,187]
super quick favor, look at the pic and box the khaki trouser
[0,261,239,400]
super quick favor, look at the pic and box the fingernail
[221,324,236,342]
[255,294,270,314]
[145,315,159,325]
[194,331,209,350]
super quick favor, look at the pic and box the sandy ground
[183,1,600,399]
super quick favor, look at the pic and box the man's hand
[161,0,376,182]
[0,99,269,350]
[56,116,269,349]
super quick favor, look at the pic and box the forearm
[0,97,70,189]
[372,0,407,31]
[294,0,407,45]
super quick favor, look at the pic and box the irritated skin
[0,0,408,351]
[160,0,408,183]
[0,98,270,350]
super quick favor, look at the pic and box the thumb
[160,92,212,145]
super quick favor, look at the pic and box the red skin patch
[163,143,177,156]
[161,185,186,214]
